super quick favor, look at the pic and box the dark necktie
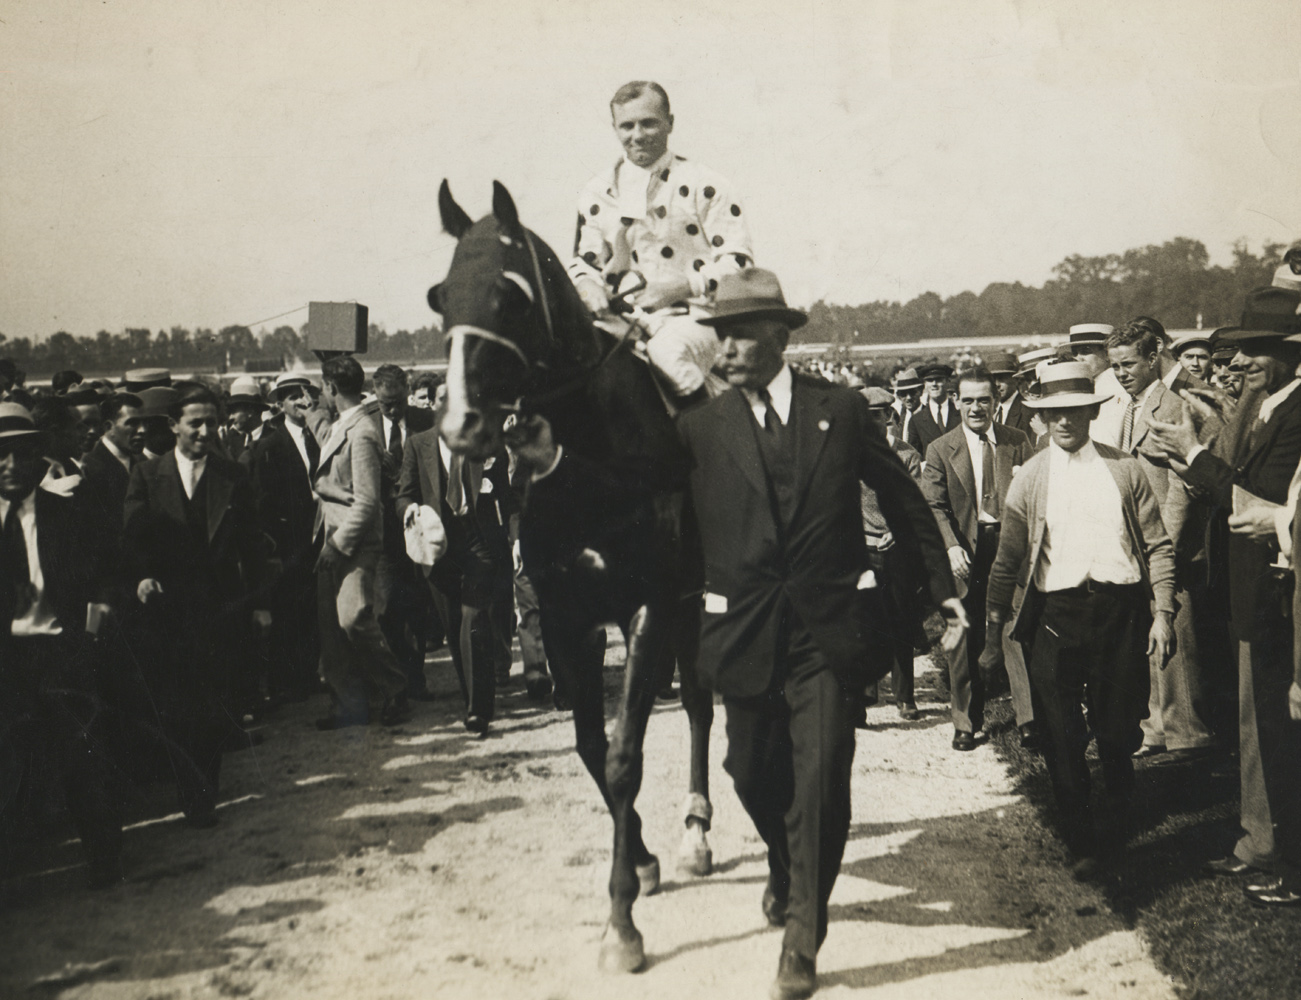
[302,424,320,478]
[3,497,33,619]
[758,388,783,438]
[980,436,1000,520]
[388,419,403,468]
[445,453,468,515]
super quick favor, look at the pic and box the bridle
[447,229,644,413]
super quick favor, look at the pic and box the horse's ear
[427,282,444,316]
[439,179,473,239]
[492,180,520,231]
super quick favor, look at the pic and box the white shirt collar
[960,423,996,448]
[1049,437,1099,464]
[174,446,207,476]
[743,363,793,426]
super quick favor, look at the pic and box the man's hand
[252,609,272,635]
[1148,611,1174,669]
[938,597,969,654]
[978,619,1005,678]
[316,541,345,572]
[636,278,693,313]
[1180,385,1237,424]
[1228,507,1279,541]
[504,413,559,474]
[1147,400,1200,468]
[1290,681,1301,722]
[947,546,971,582]
[136,579,164,604]
[576,277,610,316]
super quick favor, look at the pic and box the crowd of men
[3,73,1301,1000]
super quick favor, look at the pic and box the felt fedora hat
[893,367,923,391]
[0,402,40,440]
[1226,286,1301,342]
[698,268,807,330]
[1022,360,1113,409]
[1067,323,1114,346]
[984,351,1019,375]
[860,386,896,409]
[137,386,179,420]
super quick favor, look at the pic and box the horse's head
[431,179,598,459]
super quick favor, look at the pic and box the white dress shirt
[381,413,408,452]
[960,424,1000,523]
[997,392,1020,425]
[284,418,313,479]
[928,398,951,427]
[1,490,62,637]
[742,363,793,427]
[1035,439,1142,592]
[174,448,208,501]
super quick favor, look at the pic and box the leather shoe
[897,702,920,721]
[952,730,976,752]
[1244,876,1301,907]
[1203,855,1254,877]
[770,946,816,1000]
[464,714,490,736]
[1018,722,1040,750]
[762,877,788,927]
[379,696,411,727]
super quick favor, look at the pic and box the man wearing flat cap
[1148,285,1301,906]
[250,373,323,703]
[0,403,124,887]
[1171,334,1213,384]
[986,361,1175,877]
[677,267,965,998]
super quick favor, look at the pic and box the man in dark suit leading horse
[676,268,964,1000]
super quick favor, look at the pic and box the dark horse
[430,180,715,972]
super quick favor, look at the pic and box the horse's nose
[439,404,482,451]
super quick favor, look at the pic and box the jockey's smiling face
[612,91,673,168]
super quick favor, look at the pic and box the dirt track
[1,639,1178,999]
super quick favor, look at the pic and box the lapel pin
[817,419,830,432]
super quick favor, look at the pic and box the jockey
[568,80,754,407]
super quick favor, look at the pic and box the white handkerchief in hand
[404,504,447,568]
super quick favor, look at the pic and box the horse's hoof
[524,671,553,702]
[636,856,661,896]
[598,925,645,974]
[677,828,713,878]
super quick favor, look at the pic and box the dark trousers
[2,635,122,872]
[722,607,856,960]
[426,520,512,722]
[514,559,548,679]
[1026,584,1150,857]
[948,524,1000,732]
[1250,621,1301,886]
[268,552,320,698]
[862,543,917,708]
[376,550,430,695]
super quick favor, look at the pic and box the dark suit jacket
[996,395,1035,440]
[908,400,961,455]
[0,487,108,667]
[372,405,436,555]
[1181,382,1301,641]
[250,414,318,572]
[921,423,1032,555]
[678,373,955,697]
[124,451,268,626]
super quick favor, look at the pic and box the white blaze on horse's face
[441,326,479,455]
[440,325,528,459]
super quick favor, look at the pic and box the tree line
[0,237,1288,377]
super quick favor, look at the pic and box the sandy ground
[0,639,1180,999]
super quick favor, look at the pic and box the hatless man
[922,369,1037,751]
[676,268,964,998]
[985,361,1174,876]
[370,364,438,700]
[313,356,410,730]
[0,403,123,887]
[124,387,271,826]
[569,80,753,407]
[1105,322,1216,760]
[1148,286,1301,906]
[250,373,322,703]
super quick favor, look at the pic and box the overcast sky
[2,0,1299,341]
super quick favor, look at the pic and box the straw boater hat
[893,367,923,391]
[1016,346,1056,374]
[124,368,171,392]
[984,351,1019,375]
[1273,264,1301,293]
[1022,360,1114,409]
[0,402,40,440]
[272,372,314,397]
[698,268,807,330]
[1067,323,1114,347]
[1170,332,1213,357]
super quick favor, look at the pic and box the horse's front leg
[599,602,666,974]
[674,593,715,877]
